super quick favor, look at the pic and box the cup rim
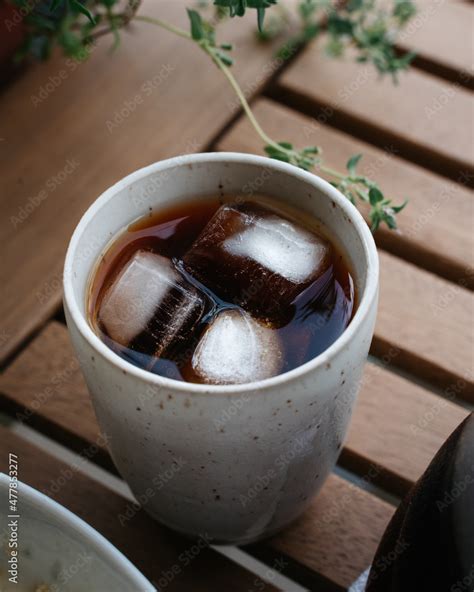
[64,152,379,395]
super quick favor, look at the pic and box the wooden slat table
[0,1,472,590]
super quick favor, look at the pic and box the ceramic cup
[63,152,379,544]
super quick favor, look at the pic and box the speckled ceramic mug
[63,153,379,544]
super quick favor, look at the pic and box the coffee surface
[89,197,355,384]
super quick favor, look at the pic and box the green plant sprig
[138,8,408,230]
[14,0,413,230]
[280,0,417,80]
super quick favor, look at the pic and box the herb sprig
[12,0,415,230]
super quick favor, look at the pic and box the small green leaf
[215,50,234,66]
[26,13,56,31]
[302,22,319,42]
[264,145,291,163]
[391,199,408,213]
[355,187,369,203]
[70,0,96,24]
[57,29,83,57]
[302,146,320,155]
[370,215,381,232]
[187,8,204,41]
[50,0,63,11]
[393,0,417,24]
[346,153,362,176]
[347,0,363,12]
[383,211,398,229]
[277,141,293,150]
[257,7,265,32]
[369,186,384,205]
[328,15,353,35]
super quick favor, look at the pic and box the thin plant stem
[129,11,407,231]
[136,14,299,159]
[319,165,345,179]
[210,54,288,153]
[134,15,192,40]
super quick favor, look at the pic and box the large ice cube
[191,309,283,384]
[183,202,332,323]
[98,250,206,359]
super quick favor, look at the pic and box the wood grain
[275,41,474,180]
[376,250,474,400]
[0,348,394,591]
[0,0,292,364]
[255,473,393,590]
[344,362,469,495]
[217,99,474,398]
[0,321,468,498]
[0,322,109,465]
[395,0,474,86]
[0,426,279,592]
[217,99,474,287]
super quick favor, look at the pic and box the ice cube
[191,309,283,385]
[98,250,206,359]
[183,202,332,324]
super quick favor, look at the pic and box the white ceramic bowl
[63,153,379,544]
[0,474,155,591]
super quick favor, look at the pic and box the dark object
[366,413,474,592]
[0,1,25,80]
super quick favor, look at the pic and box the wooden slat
[0,426,279,592]
[0,323,109,466]
[396,0,474,85]
[376,250,474,400]
[217,99,474,399]
[1,321,467,496]
[274,40,474,180]
[0,322,395,590]
[0,0,292,364]
[344,362,469,495]
[217,99,474,287]
[1,322,467,502]
[254,474,393,591]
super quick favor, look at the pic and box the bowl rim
[63,152,379,395]
[0,473,156,590]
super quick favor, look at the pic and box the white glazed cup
[64,152,379,544]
